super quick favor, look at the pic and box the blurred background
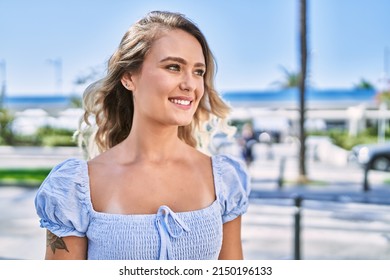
[1,0,390,260]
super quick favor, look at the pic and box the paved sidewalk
[0,186,45,259]
[0,146,83,168]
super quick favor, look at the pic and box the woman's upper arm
[45,230,87,260]
[218,216,243,260]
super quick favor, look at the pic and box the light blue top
[35,154,250,260]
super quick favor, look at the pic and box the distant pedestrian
[34,11,250,260]
[240,122,257,164]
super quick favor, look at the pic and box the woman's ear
[121,72,135,91]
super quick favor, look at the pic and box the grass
[381,178,390,185]
[0,168,52,187]
[283,179,329,187]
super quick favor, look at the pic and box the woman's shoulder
[52,157,87,170]
[46,158,88,182]
[211,153,251,223]
[37,158,89,196]
[211,153,250,188]
[35,158,91,237]
[211,153,248,177]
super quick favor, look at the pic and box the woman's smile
[168,96,193,110]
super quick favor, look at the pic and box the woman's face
[125,29,206,128]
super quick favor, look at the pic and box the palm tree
[297,0,309,183]
[353,78,375,90]
[271,66,300,88]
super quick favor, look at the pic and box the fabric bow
[155,205,190,260]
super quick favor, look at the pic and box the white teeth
[169,99,191,106]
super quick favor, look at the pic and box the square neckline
[80,155,221,218]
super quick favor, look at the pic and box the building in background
[3,88,387,138]
[223,88,386,142]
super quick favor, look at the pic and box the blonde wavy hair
[77,11,233,159]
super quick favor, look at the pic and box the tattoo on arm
[47,231,69,254]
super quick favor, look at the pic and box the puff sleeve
[34,158,90,237]
[213,154,251,223]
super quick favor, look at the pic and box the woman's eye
[167,64,180,71]
[195,69,205,77]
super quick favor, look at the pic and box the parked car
[349,142,390,171]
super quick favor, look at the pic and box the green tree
[0,108,15,145]
[69,95,83,108]
[376,90,390,106]
[354,78,375,90]
[272,66,300,88]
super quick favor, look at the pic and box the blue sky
[0,0,389,95]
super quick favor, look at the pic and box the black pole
[363,164,370,192]
[293,195,302,260]
[298,0,308,181]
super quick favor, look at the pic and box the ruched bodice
[35,154,250,260]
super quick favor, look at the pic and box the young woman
[35,11,250,260]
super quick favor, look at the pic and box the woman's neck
[118,122,186,163]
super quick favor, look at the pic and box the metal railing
[249,191,390,260]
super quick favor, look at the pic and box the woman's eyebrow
[160,56,205,68]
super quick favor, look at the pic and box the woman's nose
[179,73,196,92]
